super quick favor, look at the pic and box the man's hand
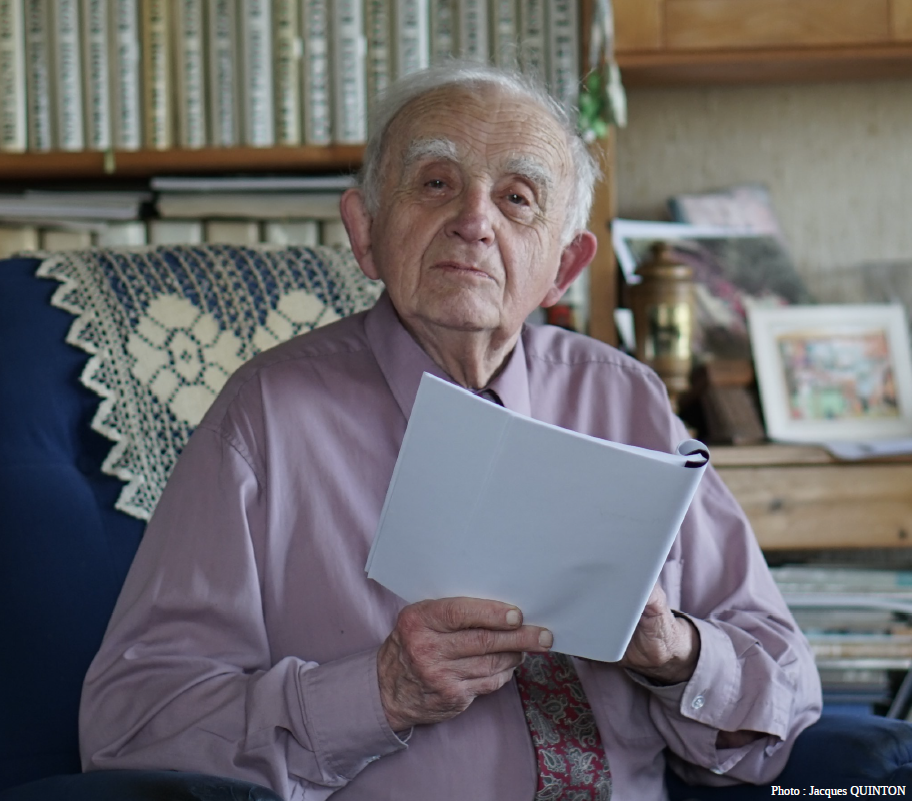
[619,585,701,685]
[377,597,553,731]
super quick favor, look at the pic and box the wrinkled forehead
[382,84,573,184]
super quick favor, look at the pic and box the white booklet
[366,373,709,662]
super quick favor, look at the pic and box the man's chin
[416,296,501,334]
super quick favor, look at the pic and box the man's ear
[339,188,379,280]
[541,231,598,307]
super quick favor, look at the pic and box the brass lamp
[627,242,695,410]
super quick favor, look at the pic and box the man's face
[348,85,586,340]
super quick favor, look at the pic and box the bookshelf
[0,146,364,180]
[0,1,621,346]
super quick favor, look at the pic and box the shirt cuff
[296,646,409,782]
[630,614,789,775]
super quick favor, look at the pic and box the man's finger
[440,624,552,660]
[416,597,526,633]
[463,666,521,698]
[450,650,525,680]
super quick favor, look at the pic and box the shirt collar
[364,291,532,420]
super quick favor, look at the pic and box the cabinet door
[895,0,912,40]
[614,0,663,51]
[665,0,892,50]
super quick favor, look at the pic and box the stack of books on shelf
[0,0,580,155]
[0,189,152,252]
[771,564,912,714]
[0,175,356,257]
[148,173,353,247]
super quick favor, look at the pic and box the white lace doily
[37,244,382,521]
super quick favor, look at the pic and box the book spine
[148,218,203,244]
[81,0,111,150]
[96,220,147,246]
[173,0,206,148]
[23,0,52,150]
[299,0,330,144]
[109,0,141,150]
[206,0,238,147]
[52,0,84,151]
[330,0,366,144]
[392,0,427,79]
[518,0,545,84]
[546,0,578,109]
[320,218,350,248]
[489,0,517,69]
[141,0,172,149]
[0,223,39,257]
[273,0,301,145]
[240,0,274,146]
[428,0,453,63]
[455,0,487,63]
[41,227,94,250]
[0,0,26,152]
[364,0,390,106]
[264,219,318,246]
[205,220,261,244]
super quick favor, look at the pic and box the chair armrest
[0,771,282,801]
[667,713,912,799]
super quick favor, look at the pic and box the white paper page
[366,374,709,662]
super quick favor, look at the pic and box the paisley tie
[514,652,612,800]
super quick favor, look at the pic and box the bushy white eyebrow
[504,154,553,201]
[402,137,458,169]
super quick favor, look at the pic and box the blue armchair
[2,250,911,801]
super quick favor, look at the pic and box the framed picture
[748,304,912,442]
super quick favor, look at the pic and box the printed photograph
[776,329,899,422]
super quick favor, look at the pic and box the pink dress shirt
[80,292,822,801]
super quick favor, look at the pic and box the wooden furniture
[614,0,912,85]
[713,444,912,551]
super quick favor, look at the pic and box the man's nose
[445,185,495,244]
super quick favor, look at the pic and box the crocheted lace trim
[37,244,381,521]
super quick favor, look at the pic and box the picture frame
[747,304,912,443]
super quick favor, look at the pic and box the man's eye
[425,179,447,190]
[507,193,530,206]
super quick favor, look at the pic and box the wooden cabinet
[896,0,912,40]
[615,0,912,84]
[714,445,912,551]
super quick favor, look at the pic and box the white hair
[359,61,600,245]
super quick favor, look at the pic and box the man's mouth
[433,261,493,280]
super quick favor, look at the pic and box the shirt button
[691,695,705,710]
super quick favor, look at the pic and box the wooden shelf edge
[0,145,365,181]
[712,443,912,468]
[618,43,912,86]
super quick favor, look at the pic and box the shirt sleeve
[638,462,823,785]
[610,367,822,786]
[79,424,408,800]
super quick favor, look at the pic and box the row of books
[0,0,581,154]
[770,564,912,715]
[0,217,352,257]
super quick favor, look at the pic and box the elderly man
[80,63,821,800]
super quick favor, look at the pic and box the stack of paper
[367,373,709,662]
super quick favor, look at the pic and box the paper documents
[366,374,709,662]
